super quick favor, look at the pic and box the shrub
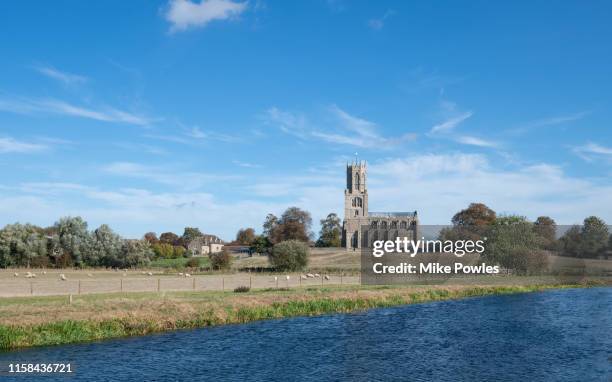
[185,257,200,268]
[209,249,232,270]
[501,248,549,275]
[234,286,250,293]
[269,240,309,271]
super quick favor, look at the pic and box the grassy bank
[0,282,603,350]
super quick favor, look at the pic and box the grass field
[1,281,604,350]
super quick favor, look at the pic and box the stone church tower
[342,160,369,250]
[342,159,419,250]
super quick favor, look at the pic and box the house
[187,235,224,256]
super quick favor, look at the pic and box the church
[342,160,418,250]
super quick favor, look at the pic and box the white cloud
[430,111,473,134]
[455,135,498,148]
[0,97,153,126]
[0,137,48,153]
[165,0,248,32]
[32,65,88,85]
[573,142,612,162]
[233,160,262,168]
[265,105,416,149]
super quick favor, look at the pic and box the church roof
[369,211,417,218]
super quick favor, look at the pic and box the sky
[0,0,611,240]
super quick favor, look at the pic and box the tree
[559,225,582,257]
[316,213,342,247]
[250,235,271,255]
[159,232,179,245]
[0,223,47,268]
[89,224,123,267]
[209,248,232,270]
[269,207,312,244]
[533,216,557,250]
[451,203,496,227]
[269,240,309,271]
[143,232,159,245]
[263,214,278,239]
[119,240,153,268]
[181,227,203,247]
[52,216,91,266]
[236,228,256,245]
[580,216,609,258]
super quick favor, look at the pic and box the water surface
[1,287,610,381]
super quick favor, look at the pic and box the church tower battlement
[344,160,368,219]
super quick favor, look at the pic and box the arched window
[371,221,378,228]
[400,221,407,229]
[391,221,398,229]
[354,210,359,216]
[355,172,360,189]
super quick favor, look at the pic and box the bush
[234,286,250,293]
[185,257,200,268]
[209,249,232,270]
[501,248,550,275]
[269,240,309,271]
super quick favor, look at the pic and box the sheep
[59,274,67,281]
[178,272,184,277]
[184,273,191,278]
[13,272,18,277]
[285,275,290,280]
[301,275,308,280]
[314,273,320,278]
[324,275,330,280]
[87,273,93,277]
[307,273,315,278]
[147,272,153,276]
[274,276,278,281]
[42,271,47,275]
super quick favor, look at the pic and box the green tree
[440,203,497,242]
[236,228,256,245]
[580,216,609,258]
[316,213,342,247]
[250,235,271,255]
[559,225,582,257]
[181,227,203,247]
[89,224,123,267]
[533,216,557,250]
[52,216,91,266]
[119,240,153,268]
[0,223,47,268]
[269,240,309,271]
[152,243,175,259]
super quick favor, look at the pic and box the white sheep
[178,272,184,277]
[42,271,47,275]
[87,273,93,277]
[307,273,314,278]
[274,276,278,281]
[314,273,320,278]
[301,275,308,280]
[13,272,18,277]
[147,272,153,276]
[59,274,67,281]
[324,275,330,280]
[184,273,191,277]
[285,275,290,280]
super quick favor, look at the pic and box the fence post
[30,281,33,296]
[299,275,301,287]
[249,276,252,289]
[157,278,160,292]
[321,275,324,286]
[341,273,343,285]
[120,279,123,292]
[78,280,81,295]
[193,277,196,291]
[222,277,225,292]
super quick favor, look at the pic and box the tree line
[0,217,213,269]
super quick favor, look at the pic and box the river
[1,287,610,381]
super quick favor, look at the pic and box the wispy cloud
[367,9,395,30]
[509,111,590,135]
[430,111,473,134]
[572,142,612,162]
[32,65,88,85]
[0,97,153,126]
[265,105,415,149]
[455,135,498,148]
[233,160,263,168]
[165,0,248,32]
[0,137,48,154]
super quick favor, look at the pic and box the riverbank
[0,281,606,350]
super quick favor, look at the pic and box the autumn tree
[316,213,342,247]
[159,232,179,245]
[236,228,256,245]
[143,232,159,245]
[269,207,312,244]
[440,203,496,241]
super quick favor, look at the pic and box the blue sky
[1,0,611,239]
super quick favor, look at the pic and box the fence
[0,274,362,298]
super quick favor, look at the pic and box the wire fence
[0,274,362,298]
